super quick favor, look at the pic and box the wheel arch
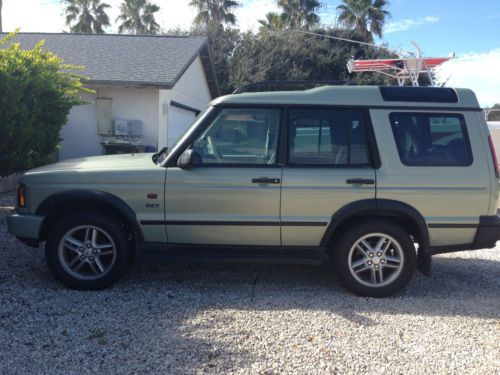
[37,190,144,243]
[321,199,429,251]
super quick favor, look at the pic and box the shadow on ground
[1,205,499,374]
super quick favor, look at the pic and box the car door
[280,107,377,246]
[164,106,283,246]
[373,110,491,247]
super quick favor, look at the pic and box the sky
[2,0,500,106]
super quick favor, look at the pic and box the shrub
[0,31,90,176]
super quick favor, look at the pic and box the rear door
[280,107,377,246]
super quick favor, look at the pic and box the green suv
[7,85,500,297]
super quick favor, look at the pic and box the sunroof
[379,87,458,103]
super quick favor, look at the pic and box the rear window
[390,113,472,166]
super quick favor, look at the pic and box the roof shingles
[1,33,209,88]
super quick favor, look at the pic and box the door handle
[346,178,375,185]
[252,177,281,184]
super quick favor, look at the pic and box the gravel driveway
[0,195,499,375]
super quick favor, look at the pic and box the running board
[138,243,328,266]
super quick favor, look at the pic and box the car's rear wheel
[332,221,416,297]
[45,213,132,290]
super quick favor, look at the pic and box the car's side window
[190,108,281,165]
[390,113,473,166]
[288,108,370,166]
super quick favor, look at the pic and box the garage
[168,101,201,147]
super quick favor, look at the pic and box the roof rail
[232,80,357,94]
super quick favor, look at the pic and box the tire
[45,212,133,290]
[332,220,416,298]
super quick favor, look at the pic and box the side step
[138,243,328,266]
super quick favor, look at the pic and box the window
[390,113,472,166]
[288,108,370,165]
[191,108,280,165]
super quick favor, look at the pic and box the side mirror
[177,149,201,168]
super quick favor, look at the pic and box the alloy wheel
[348,233,404,288]
[58,225,117,281]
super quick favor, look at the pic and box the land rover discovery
[7,85,500,297]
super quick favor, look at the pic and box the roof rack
[232,80,357,94]
[347,42,452,87]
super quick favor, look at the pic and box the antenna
[294,29,410,57]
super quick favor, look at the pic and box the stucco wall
[97,87,160,149]
[171,56,212,111]
[59,87,160,160]
[59,55,212,159]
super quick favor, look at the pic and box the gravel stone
[0,194,499,374]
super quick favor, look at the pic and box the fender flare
[320,199,429,249]
[37,190,144,242]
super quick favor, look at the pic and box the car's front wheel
[45,213,132,290]
[332,220,416,297]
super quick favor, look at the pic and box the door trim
[141,220,327,226]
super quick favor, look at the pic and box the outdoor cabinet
[96,98,113,135]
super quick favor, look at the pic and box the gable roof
[1,32,219,97]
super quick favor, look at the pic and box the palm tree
[62,0,111,34]
[336,0,390,41]
[277,0,321,30]
[258,12,283,31]
[189,0,240,29]
[116,0,160,35]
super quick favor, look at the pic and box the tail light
[17,184,26,208]
[488,136,499,178]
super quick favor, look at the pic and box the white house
[6,33,219,160]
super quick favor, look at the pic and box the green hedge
[0,31,90,176]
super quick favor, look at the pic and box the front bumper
[7,213,45,247]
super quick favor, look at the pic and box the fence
[0,173,22,194]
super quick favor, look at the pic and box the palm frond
[62,0,111,33]
[336,0,390,39]
[116,0,160,35]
